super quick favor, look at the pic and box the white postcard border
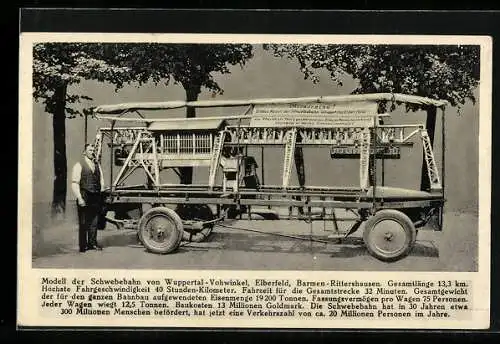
[18,33,492,329]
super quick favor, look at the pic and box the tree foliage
[263,44,480,112]
[33,42,254,118]
[33,43,131,118]
[101,43,253,98]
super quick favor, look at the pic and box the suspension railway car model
[89,93,447,262]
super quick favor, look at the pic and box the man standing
[71,144,105,252]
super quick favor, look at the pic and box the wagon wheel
[137,207,183,254]
[363,209,417,262]
[175,204,216,243]
[136,203,160,245]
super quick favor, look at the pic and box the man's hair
[83,144,94,154]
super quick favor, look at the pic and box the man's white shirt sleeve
[72,162,82,184]
[71,162,82,200]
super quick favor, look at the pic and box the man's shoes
[87,244,103,251]
[79,248,86,253]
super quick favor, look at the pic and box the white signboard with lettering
[249,101,378,128]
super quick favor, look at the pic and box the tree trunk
[294,147,305,187]
[294,130,305,187]
[420,106,437,191]
[51,84,68,218]
[179,85,201,184]
[185,86,199,118]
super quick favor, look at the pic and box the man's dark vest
[80,159,101,193]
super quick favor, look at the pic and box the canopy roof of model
[93,93,448,115]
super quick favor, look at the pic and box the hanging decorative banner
[331,146,401,159]
[249,101,378,128]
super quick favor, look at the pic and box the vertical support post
[293,139,305,215]
[372,125,377,211]
[152,137,160,187]
[381,155,385,186]
[441,107,446,194]
[208,131,225,189]
[236,118,242,197]
[368,148,375,187]
[261,145,265,186]
[421,106,437,191]
[440,107,446,230]
[110,120,115,192]
[261,145,270,210]
[282,129,297,188]
[379,116,385,187]
[359,127,371,190]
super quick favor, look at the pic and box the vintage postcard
[18,32,491,329]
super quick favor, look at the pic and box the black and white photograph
[29,38,484,271]
[18,32,491,329]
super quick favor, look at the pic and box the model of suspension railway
[89,93,447,262]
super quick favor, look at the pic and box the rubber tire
[178,205,215,243]
[183,226,214,243]
[138,207,183,254]
[363,209,417,262]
